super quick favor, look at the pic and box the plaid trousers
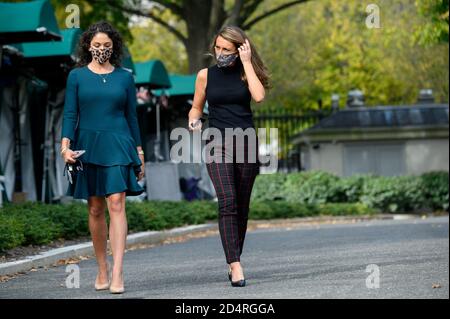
[206,134,260,264]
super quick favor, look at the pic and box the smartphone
[190,118,204,129]
[73,150,86,158]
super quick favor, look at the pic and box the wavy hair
[209,25,270,89]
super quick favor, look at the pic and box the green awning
[0,0,61,44]
[135,60,171,89]
[12,28,81,58]
[153,74,196,97]
[122,46,135,75]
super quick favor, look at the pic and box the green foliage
[282,171,341,204]
[251,170,449,213]
[2,167,446,252]
[414,0,449,45]
[51,0,135,42]
[128,13,189,73]
[249,201,376,219]
[420,171,449,211]
[0,198,377,252]
[250,173,288,201]
[0,216,25,251]
[250,0,449,111]
[359,176,427,213]
[0,200,217,251]
[334,174,373,203]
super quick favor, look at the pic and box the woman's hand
[238,39,252,64]
[240,39,265,103]
[62,149,77,164]
[138,154,145,181]
[188,118,202,131]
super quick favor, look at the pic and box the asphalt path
[1,216,448,299]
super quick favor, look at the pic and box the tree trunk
[183,0,226,73]
[101,0,309,72]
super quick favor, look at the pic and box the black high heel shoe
[229,268,246,287]
[231,279,246,287]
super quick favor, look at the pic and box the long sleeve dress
[61,66,144,199]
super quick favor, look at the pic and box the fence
[253,108,332,172]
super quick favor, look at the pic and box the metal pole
[41,102,50,202]
[154,99,161,161]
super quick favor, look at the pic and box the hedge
[251,170,449,213]
[0,200,376,251]
[0,170,447,251]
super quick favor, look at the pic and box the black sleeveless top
[205,63,253,132]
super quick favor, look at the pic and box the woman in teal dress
[60,21,145,294]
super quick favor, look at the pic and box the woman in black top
[188,25,269,287]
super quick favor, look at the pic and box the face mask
[216,53,238,68]
[90,47,113,64]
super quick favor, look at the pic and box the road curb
[1,213,444,277]
[0,224,217,276]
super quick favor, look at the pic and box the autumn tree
[95,0,309,72]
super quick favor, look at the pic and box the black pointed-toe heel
[231,279,246,287]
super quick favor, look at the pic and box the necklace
[98,73,109,83]
[88,64,114,83]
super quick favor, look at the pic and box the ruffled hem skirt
[66,162,144,200]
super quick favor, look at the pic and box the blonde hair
[209,25,270,89]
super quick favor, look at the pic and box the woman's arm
[61,70,79,163]
[125,72,143,148]
[125,72,145,180]
[61,70,79,144]
[239,39,265,103]
[188,68,207,130]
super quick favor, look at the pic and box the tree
[52,0,134,42]
[95,0,310,72]
[249,0,448,111]
[128,10,189,73]
[414,0,449,46]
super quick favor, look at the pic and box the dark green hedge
[1,170,446,251]
[251,170,449,213]
[0,200,376,251]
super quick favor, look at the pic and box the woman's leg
[207,159,248,282]
[87,196,109,286]
[230,134,260,281]
[207,161,240,263]
[234,162,259,258]
[105,192,127,290]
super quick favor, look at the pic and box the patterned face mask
[89,47,113,64]
[216,52,239,68]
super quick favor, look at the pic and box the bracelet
[138,150,144,155]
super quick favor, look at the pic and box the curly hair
[75,21,123,67]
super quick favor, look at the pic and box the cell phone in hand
[73,150,86,158]
[190,119,203,129]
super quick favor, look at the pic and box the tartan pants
[206,135,260,264]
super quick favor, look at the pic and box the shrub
[0,215,25,251]
[335,174,374,203]
[420,171,449,211]
[251,173,288,201]
[359,176,426,213]
[278,171,341,204]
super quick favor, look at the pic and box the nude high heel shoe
[95,263,111,291]
[109,272,125,294]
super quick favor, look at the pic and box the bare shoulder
[196,68,208,82]
[195,68,208,92]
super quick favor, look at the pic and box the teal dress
[61,66,144,199]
